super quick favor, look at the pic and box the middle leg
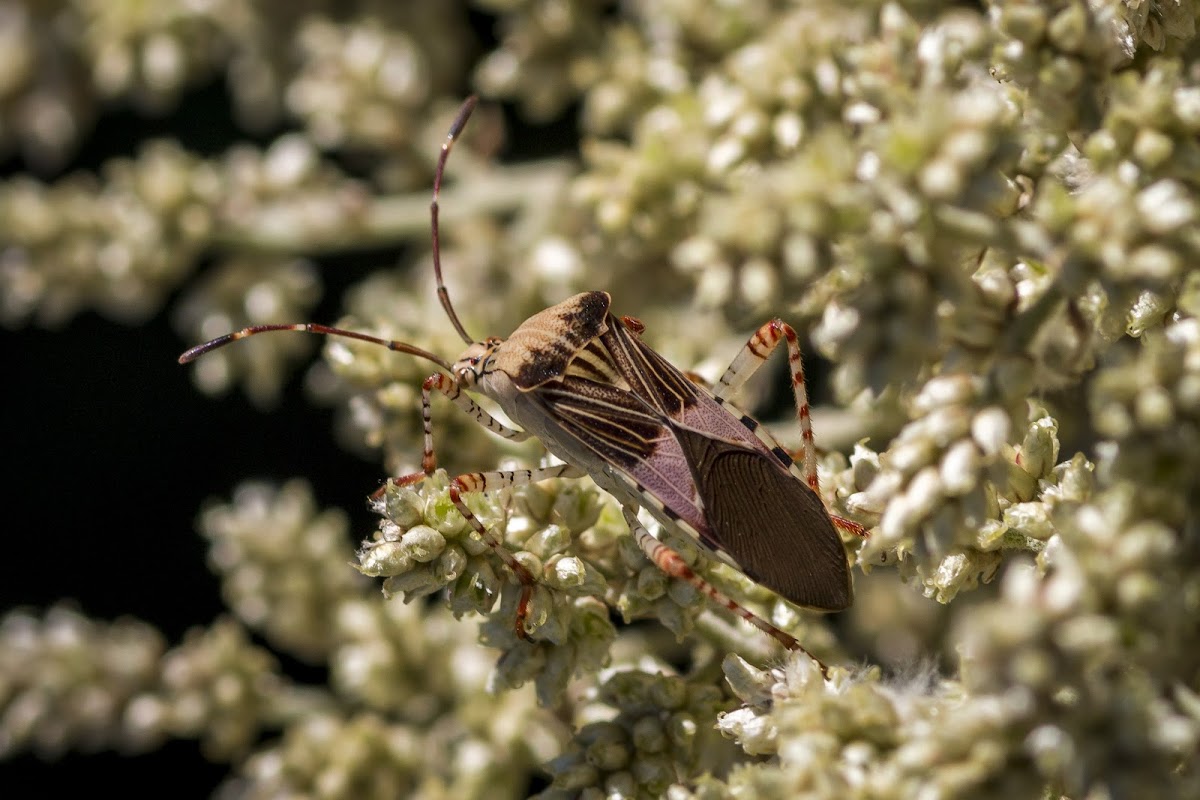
[448,463,585,638]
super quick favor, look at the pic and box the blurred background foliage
[2,0,1199,797]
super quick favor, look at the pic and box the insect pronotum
[181,97,868,676]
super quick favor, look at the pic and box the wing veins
[539,379,662,464]
[602,324,697,414]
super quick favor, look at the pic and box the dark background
[0,138,386,794]
[0,10,584,794]
[0,280,378,795]
[2,8,841,795]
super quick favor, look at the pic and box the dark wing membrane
[672,424,852,611]
[540,313,849,608]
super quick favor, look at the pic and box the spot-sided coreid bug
[180,97,868,676]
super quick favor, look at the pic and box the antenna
[432,95,478,345]
[179,97,487,371]
[178,323,454,372]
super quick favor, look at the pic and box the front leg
[418,371,531,473]
[377,371,532,495]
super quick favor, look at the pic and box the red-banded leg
[713,320,817,486]
[449,464,585,638]
[417,372,531,471]
[712,320,867,539]
[376,371,533,495]
[621,506,831,678]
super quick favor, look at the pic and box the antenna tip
[447,96,479,140]
[179,333,234,364]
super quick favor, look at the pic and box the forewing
[599,316,698,416]
[532,313,850,609]
[536,376,660,467]
[536,376,714,536]
[672,425,852,611]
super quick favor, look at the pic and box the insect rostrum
[180,97,868,677]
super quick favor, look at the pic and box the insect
[180,97,868,676]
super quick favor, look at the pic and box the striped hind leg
[712,321,867,539]
[712,320,819,490]
[621,506,831,678]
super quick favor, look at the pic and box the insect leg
[712,325,869,539]
[713,320,820,491]
[451,463,585,638]
[832,515,869,538]
[621,506,831,678]
[379,372,533,494]
[452,463,585,492]
[419,372,531,471]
